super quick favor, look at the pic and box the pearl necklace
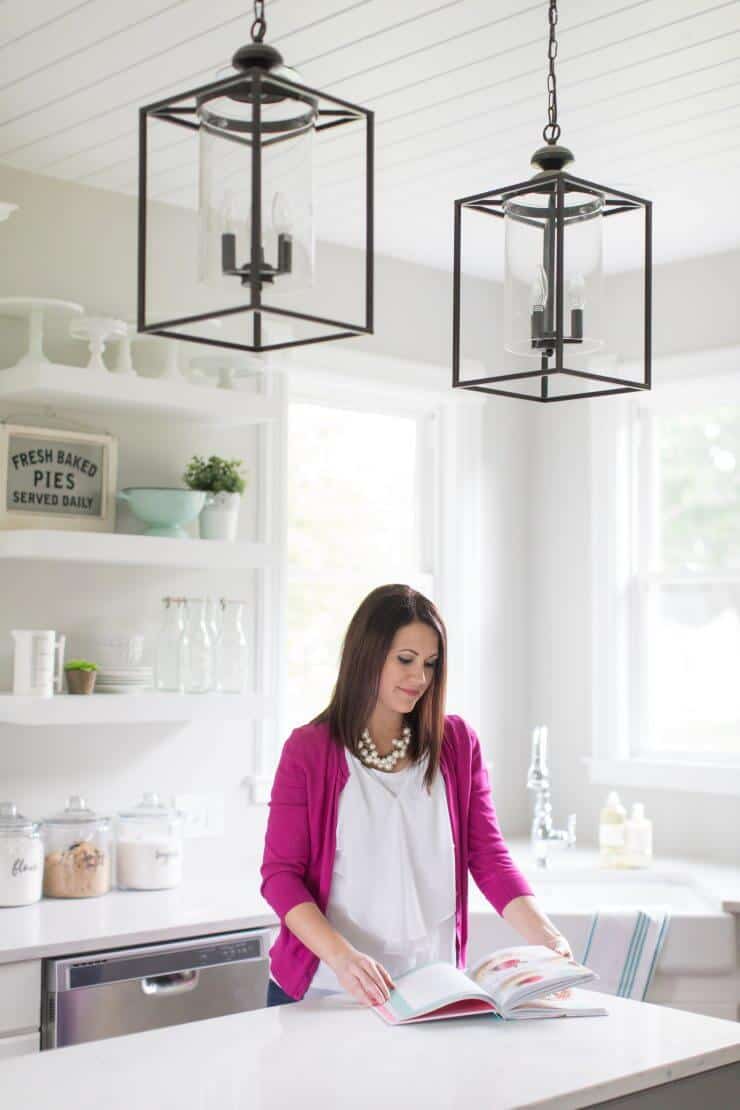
[357,725,411,772]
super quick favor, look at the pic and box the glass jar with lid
[115,792,184,891]
[0,801,43,906]
[41,795,111,898]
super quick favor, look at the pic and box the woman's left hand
[544,932,573,959]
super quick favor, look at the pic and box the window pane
[652,584,740,754]
[659,405,740,573]
[286,402,431,731]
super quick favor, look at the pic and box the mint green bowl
[118,488,206,539]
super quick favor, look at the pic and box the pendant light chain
[543,0,561,145]
[251,0,267,43]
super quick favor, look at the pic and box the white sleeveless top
[308,749,456,994]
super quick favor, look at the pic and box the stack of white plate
[95,666,153,695]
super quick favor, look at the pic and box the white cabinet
[0,1031,40,1059]
[0,959,41,1056]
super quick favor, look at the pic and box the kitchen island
[1,988,738,1109]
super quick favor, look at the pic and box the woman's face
[376,621,440,717]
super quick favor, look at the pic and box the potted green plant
[183,455,248,542]
[64,660,99,695]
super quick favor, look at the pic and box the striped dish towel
[578,908,671,1000]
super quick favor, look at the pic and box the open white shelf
[0,362,279,426]
[0,692,275,726]
[0,529,276,570]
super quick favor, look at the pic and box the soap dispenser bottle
[599,790,626,868]
[623,802,652,868]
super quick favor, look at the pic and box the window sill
[584,757,740,797]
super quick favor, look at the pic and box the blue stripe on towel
[581,912,599,965]
[617,913,646,997]
[641,913,670,1001]
[623,913,650,998]
[616,914,641,996]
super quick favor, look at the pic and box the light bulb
[272,191,292,234]
[530,265,549,309]
[222,190,236,234]
[530,265,549,342]
[567,274,585,310]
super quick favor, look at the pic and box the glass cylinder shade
[197,71,316,296]
[503,184,603,358]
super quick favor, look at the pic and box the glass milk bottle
[216,600,250,693]
[183,598,212,693]
[205,596,222,649]
[0,802,43,906]
[155,597,186,692]
[115,793,184,890]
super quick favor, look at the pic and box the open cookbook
[374,945,607,1025]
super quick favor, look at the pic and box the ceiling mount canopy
[138,0,374,354]
[452,0,652,403]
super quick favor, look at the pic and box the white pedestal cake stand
[0,297,83,369]
[69,316,128,372]
[189,352,267,389]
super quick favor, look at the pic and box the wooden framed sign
[0,423,118,532]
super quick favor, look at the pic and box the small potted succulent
[64,660,99,695]
[183,455,248,542]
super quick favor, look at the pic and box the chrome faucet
[526,725,576,868]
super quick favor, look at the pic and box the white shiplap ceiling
[1,0,739,273]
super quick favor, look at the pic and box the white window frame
[269,346,486,761]
[588,347,740,796]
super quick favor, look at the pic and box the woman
[260,584,572,1007]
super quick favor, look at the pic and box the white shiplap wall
[1,0,739,270]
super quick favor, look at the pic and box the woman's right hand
[328,944,395,1007]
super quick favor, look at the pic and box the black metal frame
[452,171,652,402]
[138,67,374,353]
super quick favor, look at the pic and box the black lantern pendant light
[452,0,652,402]
[138,1,373,353]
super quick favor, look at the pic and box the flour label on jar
[0,837,43,906]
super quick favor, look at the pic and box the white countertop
[1,990,739,1109]
[499,840,740,914]
[0,879,278,964]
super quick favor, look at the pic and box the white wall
[528,252,740,865]
[4,162,732,875]
[0,164,532,877]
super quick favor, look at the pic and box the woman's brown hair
[310,584,448,791]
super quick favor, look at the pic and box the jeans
[266,978,298,1007]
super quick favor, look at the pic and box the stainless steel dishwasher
[41,928,273,1049]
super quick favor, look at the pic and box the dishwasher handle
[141,969,200,997]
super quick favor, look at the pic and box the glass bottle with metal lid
[115,792,184,891]
[0,801,43,906]
[41,795,111,898]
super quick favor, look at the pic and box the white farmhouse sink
[467,844,736,984]
[518,878,715,914]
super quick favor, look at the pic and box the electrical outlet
[174,793,225,839]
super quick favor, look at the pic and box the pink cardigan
[260,713,534,1000]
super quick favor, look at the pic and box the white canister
[11,630,65,697]
[115,793,184,890]
[0,802,43,907]
[199,491,241,541]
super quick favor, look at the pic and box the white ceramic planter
[199,491,241,541]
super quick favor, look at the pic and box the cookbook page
[508,991,608,1020]
[385,961,492,1020]
[469,946,594,1010]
